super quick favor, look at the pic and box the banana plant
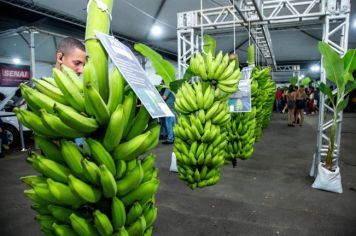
[318,41,356,170]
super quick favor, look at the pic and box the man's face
[57,48,86,76]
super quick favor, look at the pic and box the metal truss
[176,0,331,77]
[312,0,351,177]
[275,64,300,72]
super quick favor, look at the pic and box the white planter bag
[312,163,343,193]
[169,152,178,172]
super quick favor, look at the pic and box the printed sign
[96,32,174,118]
[229,66,252,112]
[0,63,30,87]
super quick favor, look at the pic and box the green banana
[54,103,99,133]
[126,216,146,236]
[24,189,50,205]
[126,202,143,225]
[86,138,116,176]
[70,213,99,236]
[84,82,110,125]
[52,223,78,236]
[47,179,84,208]
[68,175,102,203]
[99,165,117,198]
[112,131,151,161]
[14,108,56,137]
[61,65,83,93]
[32,153,70,183]
[31,204,51,215]
[121,178,160,206]
[40,109,85,139]
[103,105,125,152]
[34,136,64,164]
[113,227,129,236]
[61,140,83,175]
[115,160,127,179]
[107,67,125,114]
[82,159,101,185]
[32,78,69,105]
[32,182,62,204]
[93,209,114,236]
[116,161,144,196]
[20,83,57,113]
[48,204,77,224]
[21,175,47,187]
[53,68,85,112]
[144,206,158,228]
[112,197,126,230]
[141,154,156,173]
[82,60,98,116]
[126,106,150,140]
[122,91,137,137]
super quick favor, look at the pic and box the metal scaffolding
[177,0,351,182]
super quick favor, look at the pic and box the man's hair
[57,37,85,55]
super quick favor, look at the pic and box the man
[55,37,86,146]
[162,88,176,144]
[55,37,86,76]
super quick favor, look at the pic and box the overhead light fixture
[300,74,305,79]
[310,64,320,72]
[354,19,356,28]
[151,25,162,37]
[13,58,21,64]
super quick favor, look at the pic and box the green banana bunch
[226,108,257,162]
[18,4,162,233]
[174,70,236,188]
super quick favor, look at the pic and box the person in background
[286,85,297,126]
[308,87,315,115]
[55,37,86,76]
[314,87,320,113]
[55,37,86,146]
[159,85,167,140]
[295,85,306,126]
[275,87,282,113]
[162,88,176,144]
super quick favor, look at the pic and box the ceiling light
[13,58,21,64]
[151,25,162,37]
[310,64,320,72]
[354,19,356,28]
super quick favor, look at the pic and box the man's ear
[56,52,64,64]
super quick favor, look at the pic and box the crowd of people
[275,85,319,126]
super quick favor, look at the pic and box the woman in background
[286,85,297,126]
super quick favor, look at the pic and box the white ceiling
[0,0,356,67]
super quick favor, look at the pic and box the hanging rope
[200,0,205,54]
[233,0,236,54]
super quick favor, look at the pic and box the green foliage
[300,77,311,86]
[289,76,298,86]
[203,34,216,56]
[318,41,356,169]
[134,43,176,89]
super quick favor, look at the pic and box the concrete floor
[0,113,355,236]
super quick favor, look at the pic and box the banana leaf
[203,34,216,56]
[134,43,176,89]
[300,77,311,86]
[289,76,298,86]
